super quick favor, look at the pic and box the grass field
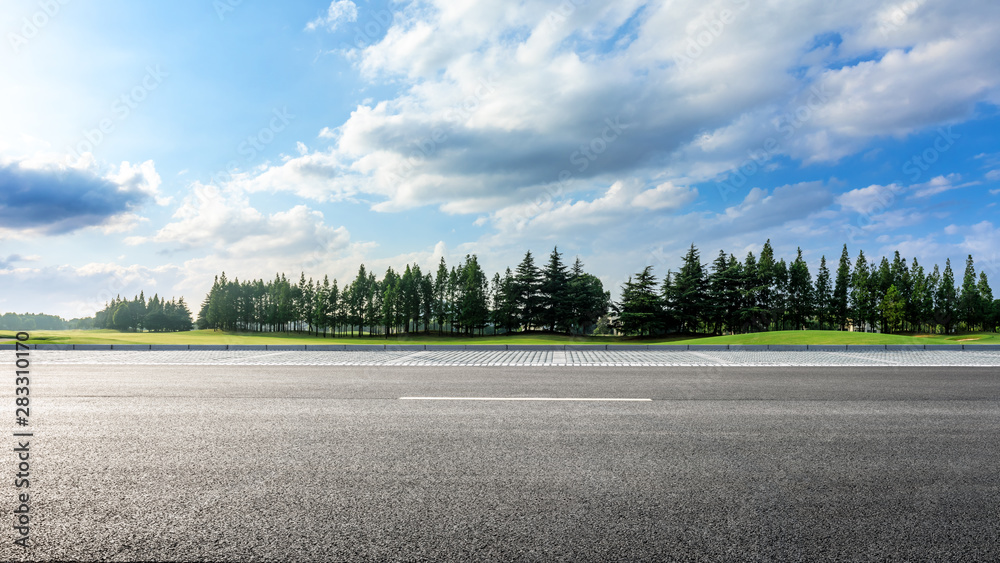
[2,329,998,345]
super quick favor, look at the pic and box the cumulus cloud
[136,183,351,259]
[212,0,999,232]
[306,0,358,32]
[0,155,164,236]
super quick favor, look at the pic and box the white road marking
[399,397,652,401]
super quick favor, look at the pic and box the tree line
[196,248,611,337]
[0,312,93,331]
[616,242,999,336]
[93,293,194,332]
[96,241,999,338]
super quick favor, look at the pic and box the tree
[787,248,813,330]
[935,259,958,333]
[668,244,707,333]
[566,264,609,335]
[977,272,994,332]
[514,250,543,331]
[758,240,776,325]
[617,266,661,336]
[493,268,519,335]
[907,258,928,332]
[850,251,872,332]
[739,251,767,333]
[880,285,905,334]
[814,256,833,330]
[456,255,489,335]
[833,245,851,331]
[772,259,789,330]
[958,255,980,331]
[433,258,449,334]
[540,247,570,332]
[707,251,742,335]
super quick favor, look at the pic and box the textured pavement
[28,348,1000,366]
[2,362,999,561]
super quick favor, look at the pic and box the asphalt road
[6,365,1000,561]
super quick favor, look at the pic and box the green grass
[685,330,1000,345]
[2,328,998,345]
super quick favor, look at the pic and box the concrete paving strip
[15,349,1000,366]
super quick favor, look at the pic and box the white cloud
[836,183,905,214]
[306,0,358,32]
[909,174,976,199]
[224,0,1000,220]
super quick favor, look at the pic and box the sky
[1,0,999,320]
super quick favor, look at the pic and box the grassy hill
[3,329,998,346]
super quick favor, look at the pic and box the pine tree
[814,256,833,330]
[850,251,871,332]
[669,244,707,333]
[758,240,776,328]
[880,285,905,334]
[908,258,928,332]
[514,250,543,331]
[617,266,661,336]
[787,248,813,330]
[433,258,448,334]
[958,255,980,331]
[833,245,851,330]
[772,259,789,330]
[977,271,993,332]
[936,259,958,333]
[540,247,570,332]
[739,251,767,333]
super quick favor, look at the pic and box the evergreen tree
[935,259,958,333]
[772,259,789,330]
[833,245,851,330]
[908,258,929,332]
[787,248,813,330]
[758,240,776,328]
[739,251,767,333]
[977,272,994,332]
[617,266,662,336]
[850,251,872,332]
[540,247,570,332]
[514,250,543,331]
[669,244,707,333]
[566,259,609,335]
[880,285,905,334]
[433,258,449,334]
[457,255,489,335]
[958,255,980,330]
[814,256,833,329]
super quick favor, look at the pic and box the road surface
[4,363,999,561]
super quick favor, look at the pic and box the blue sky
[1,0,999,319]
